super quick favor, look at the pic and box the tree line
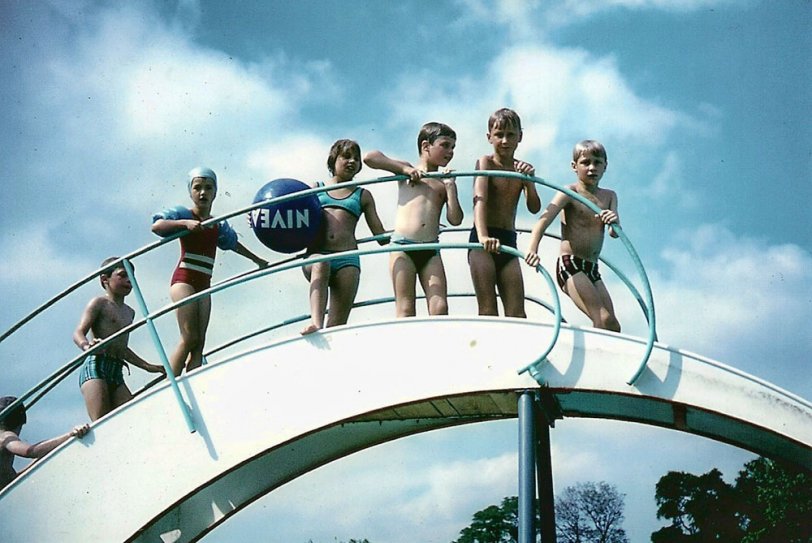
[452,456,810,543]
[305,456,810,543]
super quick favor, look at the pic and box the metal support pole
[536,398,556,542]
[122,259,197,433]
[518,391,537,543]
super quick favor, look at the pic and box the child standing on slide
[469,108,541,318]
[364,122,464,317]
[73,257,165,420]
[524,140,621,332]
[301,139,388,335]
[152,167,268,376]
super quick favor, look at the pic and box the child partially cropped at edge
[152,167,268,376]
[1,396,89,491]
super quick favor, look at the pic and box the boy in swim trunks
[152,167,268,376]
[364,122,463,317]
[524,140,621,332]
[469,108,541,317]
[301,139,388,335]
[73,257,166,421]
[1,396,89,491]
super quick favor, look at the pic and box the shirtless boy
[524,140,621,332]
[73,257,165,421]
[469,108,541,317]
[1,396,89,491]
[364,122,464,317]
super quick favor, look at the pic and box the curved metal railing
[0,171,656,429]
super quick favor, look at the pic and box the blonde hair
[572,140,607,162]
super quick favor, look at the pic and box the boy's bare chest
[488,176,523,195]
[573,186,611,208]
[403,180,444,202]
[98,302,133,332]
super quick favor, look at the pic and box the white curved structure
[1,317,810,542]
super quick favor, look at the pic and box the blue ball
[249,178,322,253]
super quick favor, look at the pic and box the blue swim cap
[187,166,218,193]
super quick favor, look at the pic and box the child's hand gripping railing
[0,169,657,433]
[415,170,657,385]
[214,169,655,385]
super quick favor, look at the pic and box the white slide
[1,317,809,542]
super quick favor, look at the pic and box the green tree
[652,457,812,543]
[453,496,520,543]
[453,482,628,543]
[652,468,742,542]
[735,457,812,543]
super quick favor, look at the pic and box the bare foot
[300,323,321,335]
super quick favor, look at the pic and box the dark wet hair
[0,396,26,431]
[99,257,132,289]
[417,122,456,153]
[488,108,522,133]
[327,139,362,176]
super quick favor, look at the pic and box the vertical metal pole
[518,391,537,543]
[122,259,197,433]
[535,397,556,542]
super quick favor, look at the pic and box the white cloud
[381,42,696,190]
[640,223,812,390]
[452,0,544,39]
[3,2,333,289]
[558,0,744,19]
[0,226,91,283]
[246,134,330,184]
[397,452,517,523]
[644,151,699,208]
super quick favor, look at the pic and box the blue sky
[0,0,810,541]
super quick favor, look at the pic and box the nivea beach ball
[249,178,322,253]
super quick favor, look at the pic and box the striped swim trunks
[78,354,128,388]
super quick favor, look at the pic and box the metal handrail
[1,170,656,427]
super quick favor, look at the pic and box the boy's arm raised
[513,159,541,213]
[363,151,422,183]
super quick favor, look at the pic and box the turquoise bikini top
[316,182,363,218]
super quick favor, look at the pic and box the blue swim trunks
[78,354,128,388]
